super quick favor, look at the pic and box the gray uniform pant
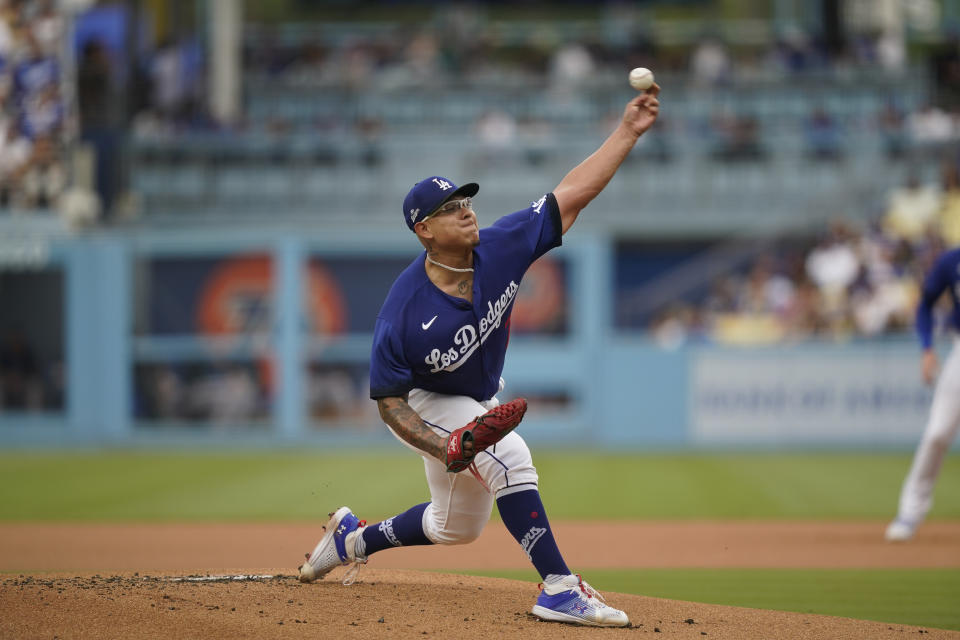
[896,337,960,524]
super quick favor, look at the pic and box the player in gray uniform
[298,86,661,626]
[886,246,960,541]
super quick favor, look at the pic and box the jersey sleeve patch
[487,192,562,265]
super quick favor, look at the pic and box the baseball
[628,67,654,91]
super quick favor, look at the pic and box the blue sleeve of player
[369,318,414,399]
[916,253,951,350]
[488,193,562,264]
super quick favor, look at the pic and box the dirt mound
[2,569,956,639]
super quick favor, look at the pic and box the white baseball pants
[386,385,539,546]
[896,337,960,524]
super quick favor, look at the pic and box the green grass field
[466,568,960,632]
[1,451,958,630]
[3,451,958,521]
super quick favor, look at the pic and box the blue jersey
[916,247,960,349]
[370,193,562,402]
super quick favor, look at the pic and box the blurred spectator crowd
[648,156,960,347]
[239,10,918,91]
[137,6,960,139]
[0,0,66,211]
[123,8,960,225]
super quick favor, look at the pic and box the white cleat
[531,574,630,627]
[885,519,917,542]
[298,506,366,584]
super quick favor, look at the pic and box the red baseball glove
[445,398,528,473]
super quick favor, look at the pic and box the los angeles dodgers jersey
[916,247,960,349]
[370,193,562,402]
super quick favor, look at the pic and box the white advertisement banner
[691,350,933,445]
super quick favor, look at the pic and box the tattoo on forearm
[377,397,445,460]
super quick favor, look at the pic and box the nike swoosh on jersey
[421,315,438,330]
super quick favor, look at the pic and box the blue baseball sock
[496,488,570,579]
[358,502,432,557]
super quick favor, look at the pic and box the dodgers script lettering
[425,280,519,373]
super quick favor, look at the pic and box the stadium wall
[0,221,942,450]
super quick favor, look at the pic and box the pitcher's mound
[2,568,956,639]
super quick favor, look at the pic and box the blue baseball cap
[402,176,479,232]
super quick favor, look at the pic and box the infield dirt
[2,520,959,639]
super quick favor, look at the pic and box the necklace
[426,255,474,273]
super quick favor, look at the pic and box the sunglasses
[425,197,474,220]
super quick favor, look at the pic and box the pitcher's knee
[428,524,484,546]
[481,432,539,495]
[422,504,487,545]
[489,462,538,495]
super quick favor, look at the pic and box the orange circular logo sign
[197,255,347,335]
[512,256,565,333]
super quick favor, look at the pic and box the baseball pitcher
[299,85,660,627]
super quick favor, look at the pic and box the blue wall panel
[0,225,947,451]
[599,339,689,448]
